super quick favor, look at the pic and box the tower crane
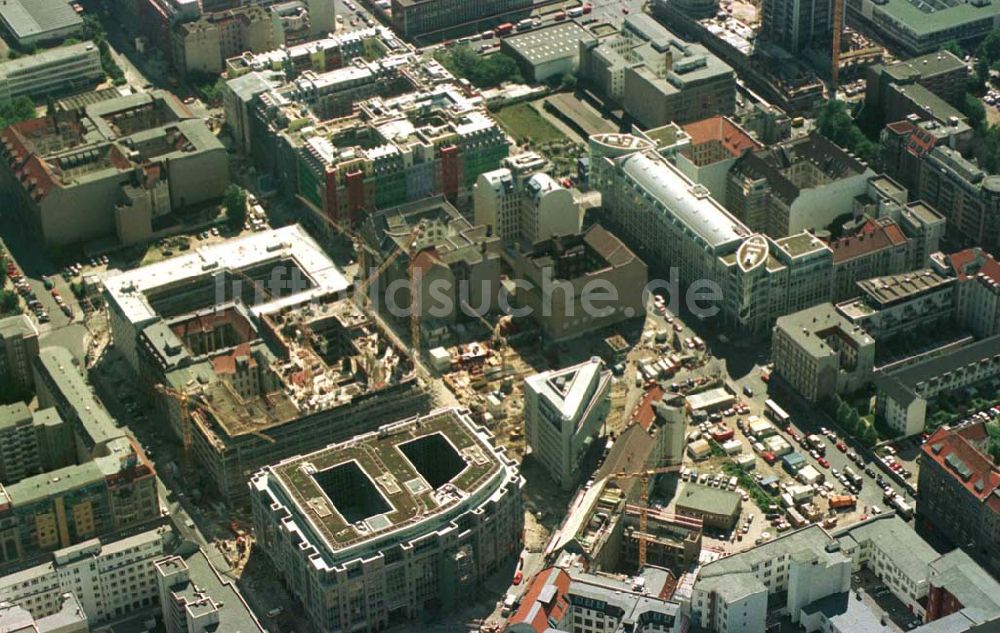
[607,465,683,568]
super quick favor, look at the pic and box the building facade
[0,315,38,394]
[390,0,532,39]
[249,408,524,633]
[0,42,102,102]
[761,0,833,54]
[525,358,612,491]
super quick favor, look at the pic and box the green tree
[560,73,577,91]
[0,97,36,129]
[962,93,986,130]
[224,185,247,231]
[816,100,877,163]
[860,422,878,447]
[0,290,18,315]
[941,40,963,57]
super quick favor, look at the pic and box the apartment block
[590,132,835,338]
[224,26,391,77]
[525,358,612,490]
[726,133,875,238]
[879,116,969,192]
[474,152,582,248]
[876,336,1000,436]
[390,0,532,39]
[918,423,1000,577]
[512,224,647,342]
[507,565,684,633]
[772,303,875,404]
[0,315,38,393]
[0,593,86,632]
[0,526,171,624]
[362,196,501,324]
[676,115,761,201]
[0,42,102,103]
[691,525,851,632]
[0,90,227,248]
[249,408,523,633]
[0,404,73,485]
[761,0,832,54]
[156,546,264,633]
[172,6,280,75]
[917,146,1000,251]
[102,225,429,502]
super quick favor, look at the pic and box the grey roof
[525,358,609,423]
[35,347,121,451]
[774,303,874,360]
[226,70,285,102]
[0,0,82,42]
[158,548,265,632]
[879,335,1000,402]
[927,549,1000,624]
[0,314,37,340]
[0,402,31,431]
[883,51,967,83]
[621,151,749,249]
[695,525,846,602]
[675,483,741,517]
[0,40,96,79]
[503,22,596,65]
[839,515,939,585]
[800,592,888,633]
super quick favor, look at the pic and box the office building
[761,0,833,54]
[675,115,761,201]
[361,196,502,325]
[925,549,1000,627]
[829,217,912,301]
[156,545,265,633]
[0,593,86,633]
[390,0,532,39]
[879,116,970,192]
[500,22,596,83]
[171,5,282,75]
[512,224,647,342]
[102,225,429,502]
[772,303,876,404]
[580,15,735,130]
[0,0,82,47]
[507,564,684,633]
[876,336,1000,436]
[0,526,171,624]
[590,132,835,338]
[853,176,946,272]
[249,408,523,633]
[726,133,874,238]
[290,85,509,224]
[837,268,956,341]
[0,315,38,393]
[525,358,612,491]
[690,525,851,632]
[224,26,392,77]
[0,42,102,103]
[474,152,581,248]
[0,404,73,485]
[917,423,1000,576]
[847,0,998,55]
[0,90,228,248]
[866,52,969,123]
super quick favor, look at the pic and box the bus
[765,399,791,427]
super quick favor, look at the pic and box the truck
[829,494,856,510]
[889,495,913,520]
[516,18,534,30]
[501,593,518,617]
[567,6,584,17]
[495,22,513,35]
[843,466,863,488]
[786,507,807,528]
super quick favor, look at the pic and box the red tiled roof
[630,385,665,432]
[507,567,572,633]
[948,248,1000,285]
[830,219,908,264]
[211,342,256,375]
[886,120,915,135]
[922,426,1000,502]
[682,115,762,158]
[411,248,441,273]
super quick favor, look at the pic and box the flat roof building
[0,314,38,394]
[0,0,83,46]
[848,0,999,55]
[500,22,596,83]
[674,483,741,529]
[772,303,875,404]
[0,41,102,103]
[249,407,523,633]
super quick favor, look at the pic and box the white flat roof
[103,225,349,325]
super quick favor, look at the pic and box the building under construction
[249,407,523,632]
[102,226,430,502]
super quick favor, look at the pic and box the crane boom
[608,465,683,568]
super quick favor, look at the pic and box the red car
[836,441,847,452]
[513,571,523,585]
[818,457,830,468]
[788,431,800,442]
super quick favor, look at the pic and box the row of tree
[433,45,522,89]
[832,395,880,448]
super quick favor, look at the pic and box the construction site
[101,225,431,503]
